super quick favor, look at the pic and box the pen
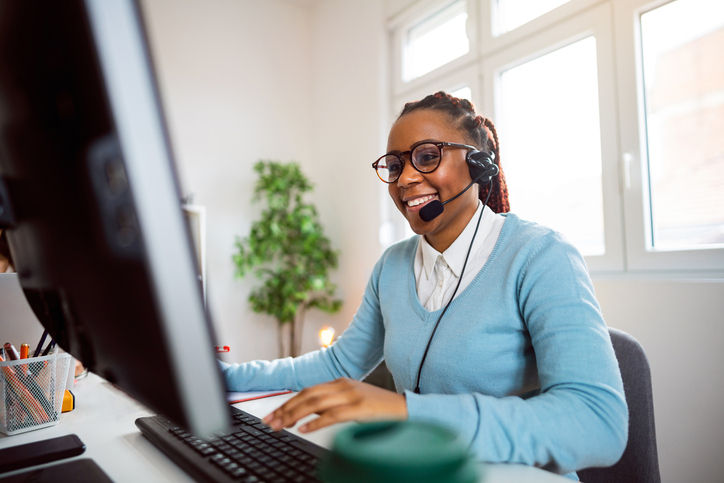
[3,342,20,360]
[41,340,56,356]
[20,344,29,359]
[33,330,49,357]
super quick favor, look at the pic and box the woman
[222,92,627,478]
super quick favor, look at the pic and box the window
[640,0,724,251]
[498,37,604,255]
[403,1,470,82]
[388,0,724,273]
[494,0,571,34]
[449,85,472,100]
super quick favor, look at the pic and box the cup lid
[318,421,480,483]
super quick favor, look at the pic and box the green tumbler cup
[318,421,481,483]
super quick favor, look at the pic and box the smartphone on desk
[0,434,85,473]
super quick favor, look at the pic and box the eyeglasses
[372,141,478,184]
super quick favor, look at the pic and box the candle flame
[318,326,335,348]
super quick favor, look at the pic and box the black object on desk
[0,458,112,483]
[136,406,327,482]
[0,434,85,473]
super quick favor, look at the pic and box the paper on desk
[226,390,292,404]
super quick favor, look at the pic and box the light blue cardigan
[221,214,628,477]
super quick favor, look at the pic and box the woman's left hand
[262,378,407,433]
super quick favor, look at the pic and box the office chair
[578,328,661,483]
[363,361,396,390]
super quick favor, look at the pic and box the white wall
[298,0,387,353]
[142,0,387,360]
[593,278,724,483]
[142,0,315,360]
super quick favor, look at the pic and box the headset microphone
[419,151,498,222]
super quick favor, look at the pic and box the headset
[419,149,499,223]
[467,150,499,183]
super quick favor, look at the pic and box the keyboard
[135,407,328,482]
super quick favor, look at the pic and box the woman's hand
[262,378,407,433]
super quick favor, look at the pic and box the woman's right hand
[262,378,408,433]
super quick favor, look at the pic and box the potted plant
[233,161,342,357]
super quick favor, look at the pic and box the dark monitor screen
[0,0,229,437]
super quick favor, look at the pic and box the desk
[0,373,570,482]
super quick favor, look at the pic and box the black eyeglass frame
[371,141,479,184]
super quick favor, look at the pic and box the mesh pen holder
[0,352,71,435]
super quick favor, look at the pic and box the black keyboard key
[273,433,295,442]
[216,443,234,454]
[199,447,216,456]
[246,461,262,471]
[256,443,273,453]
[258,434,276,443]
[297,453,314,463]
[230,466,248,478]
[241,426,263,437]
[225,449,242,460]
[280,467,298,478]
[254,467,279,480]
[234,442,252,452]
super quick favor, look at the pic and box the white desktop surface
[0,373,570,482]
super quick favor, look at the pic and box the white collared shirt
[414,201,505,311]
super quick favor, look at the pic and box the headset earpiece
[466,150,499,182]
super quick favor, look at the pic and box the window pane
[449,85,472,100]
[498,37,604,255]
[640,0,724,250]
[495,0,570,35]
[403,1,469,82]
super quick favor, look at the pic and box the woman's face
[386,109,479,252]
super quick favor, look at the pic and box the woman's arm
[221,255,388,392]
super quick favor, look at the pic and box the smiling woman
[220,91,627,479]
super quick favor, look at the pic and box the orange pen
[20,344,29,359]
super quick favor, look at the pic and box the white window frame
[393,63,481,112]
[481,2,624,272]
[480,0,605,53]
[389,0,480,98]
[613,0,724,272]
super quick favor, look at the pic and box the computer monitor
[0,0,229,437]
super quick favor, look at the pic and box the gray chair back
[578,328,661,483]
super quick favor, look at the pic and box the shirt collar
[420,201,485,279]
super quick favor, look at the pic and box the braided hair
[398,91,510,213]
